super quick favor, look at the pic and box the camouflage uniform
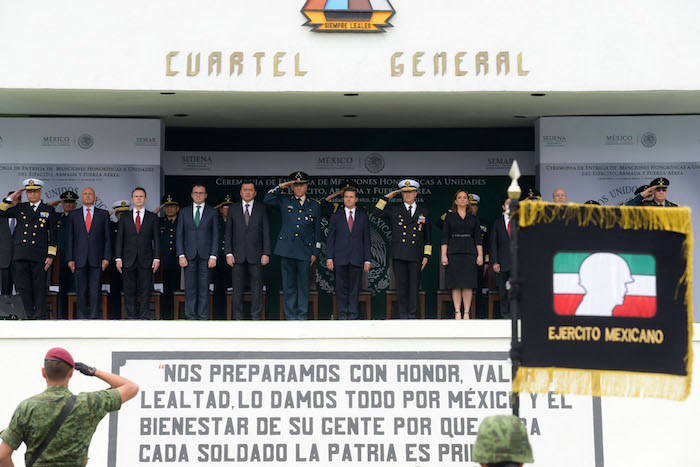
[0,385,121,466]
[472,414,534,465]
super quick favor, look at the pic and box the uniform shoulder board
[668,201,678,207]
[440,212,447,221]
[310,198,320,204]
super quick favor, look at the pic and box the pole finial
[508,160,522,200]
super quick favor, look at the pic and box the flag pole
[507,161,522,417]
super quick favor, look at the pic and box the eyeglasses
[656,187,667,192]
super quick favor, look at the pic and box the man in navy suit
[326,186,371,320]
[65,187,112,319]
[176,184,219,320]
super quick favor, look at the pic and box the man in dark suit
[490,198,512,318]
[225,181,271,320]
[64,187,112,319]
[0,192,18,295]
[115,187,160,319]
[176,184,219,320]
[0,179,58,319]
[326,186,371,320]
[373,179,431,319]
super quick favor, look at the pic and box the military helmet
[472,415,534,464]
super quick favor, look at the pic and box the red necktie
[348,210,354,232]
[85,207,92,232]
[135,210,141,234]
[507,218,511,238]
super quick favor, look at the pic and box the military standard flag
[513,202,693,401]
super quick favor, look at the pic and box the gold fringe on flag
[514,202,694,401]
[513,367,691,401]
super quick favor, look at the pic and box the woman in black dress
[440,190,483,319]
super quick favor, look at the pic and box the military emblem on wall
[301,0,395,33]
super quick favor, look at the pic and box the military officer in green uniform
[625,184,652,206]
[627,178,677,207]
[157,195,180,319]
[373,179,432,319]
[264,172,321,320]
[0,347,138,467]
[0,179,58,319]
[54,191,78,319]
[213,194,234,319]
[108,200,131,318]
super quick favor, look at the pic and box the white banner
[537,116,700,320]
[0,118,163,211]
[110,351,597,466]
[163,151,535,177]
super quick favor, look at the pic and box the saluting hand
[385,189,402,199]
[279,181,295,188]
[47,200,62,207]
[8,188,25,200]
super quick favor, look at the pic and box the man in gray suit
[176,185,219,320]
[225,181,271,320]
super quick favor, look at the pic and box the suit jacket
[490,215,512,272]
[65,207,112,268]
[326,208,371,267]
[0,218,14,269]
[264,186,321,261]
[115,209,160,268]
[372,197,432,262]
[0,200,57,262]
[176,204,220,260]
[224,201,271,264]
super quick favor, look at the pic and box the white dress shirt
[404,202,417,216]
[192,203,205,219]
[83,205,95,222]
[242,199,255,215]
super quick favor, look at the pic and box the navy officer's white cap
[399,179,419,192]
[112,200,131,212]
[22,178,44,190]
